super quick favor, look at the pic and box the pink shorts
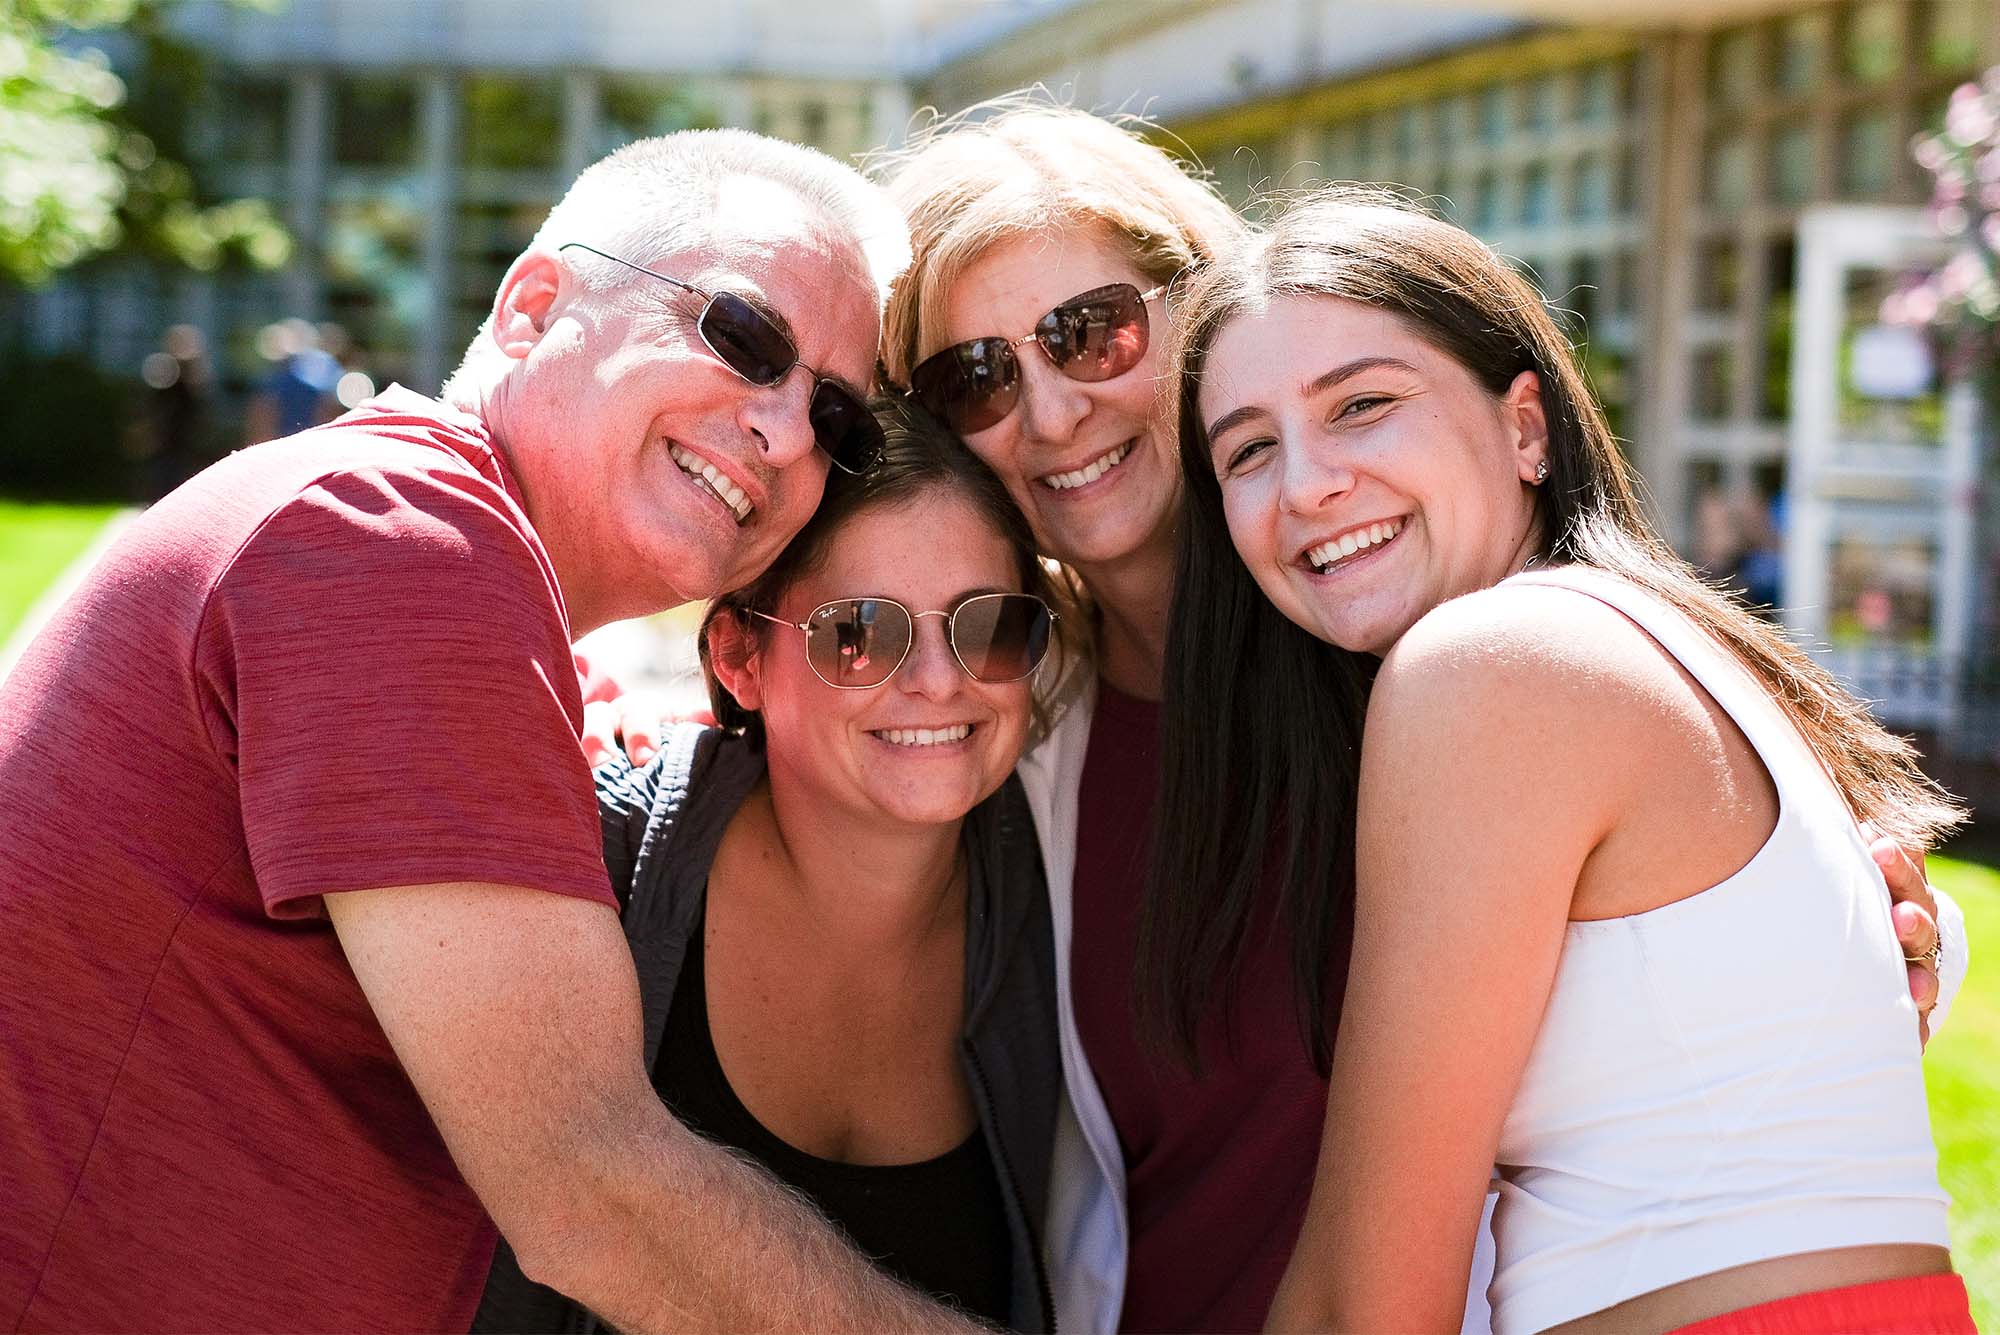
[1669,1273,1976,1334]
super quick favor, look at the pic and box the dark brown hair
[700,395,1062,745]
[1144,184,1965,1071]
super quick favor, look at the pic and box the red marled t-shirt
[1069,682,1350,1334]
[0,388,615,1333]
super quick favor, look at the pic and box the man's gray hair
[541,128,908,298]
[445,129,908,399]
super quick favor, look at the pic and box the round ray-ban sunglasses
[909,281,1167,435]
[743,593,1056,689]
[558,241,883,475]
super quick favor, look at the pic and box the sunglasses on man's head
[557,242,883,475]
[744,593,1056,690]
[909,282,1167,435]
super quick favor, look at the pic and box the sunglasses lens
[1035,283,1149,383]
[804,599,910,688]
[950,594,1053,683]
[808,383,885,475]
[911,338,1020,435]
[699,291,795,385]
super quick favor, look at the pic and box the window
[461,76,562,172]
[1769,119,1816,205]
[1843,0,1905,83]
[1839,108,1896,197]
[214,74,288,165]
[332,77,418,168]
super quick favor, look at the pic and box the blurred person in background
[241,316,343,443]
[132,322,215,499]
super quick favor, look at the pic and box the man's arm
[327,881,984,1335]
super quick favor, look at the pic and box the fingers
[1892,898,1941,965]
[1909,959,1940,1052]
[1870,834,1938,919]
[618,695,666,768]
[580,699,620,768]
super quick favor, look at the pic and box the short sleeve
[195,463,615,918]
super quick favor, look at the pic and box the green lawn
[0,500,124,643]
[1930,852,2000,1329]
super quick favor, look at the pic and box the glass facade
[158,64,889,404]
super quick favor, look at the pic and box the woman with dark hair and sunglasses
[476,397,1067,1333]
[1159,185,1972,1334]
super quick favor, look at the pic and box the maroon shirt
[1069,682,1348,1333]
[0,390,614,1333]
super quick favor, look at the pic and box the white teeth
[1305,518,1404,572]
[872,724,974,747]
[1040,440,1134,491]
[669,444,753,524]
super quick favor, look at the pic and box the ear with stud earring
[1534,458,1549,484]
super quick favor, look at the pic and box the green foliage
[0,0,290,284]
[0,350,137,498]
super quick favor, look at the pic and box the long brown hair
[1144,185,1965,1071]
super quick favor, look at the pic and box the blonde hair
[872,95,1248,384]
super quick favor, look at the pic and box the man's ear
[488,249,568,360]
[1503,369,1551,484]
[706,612,766,713]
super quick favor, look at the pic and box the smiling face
[1197,294,1548,656]
[496,175,882,624]
[930,227,1181,573]
[736,487,1036,830]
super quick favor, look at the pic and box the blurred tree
[0,0,291,285]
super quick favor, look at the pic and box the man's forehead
[678,191,878,382]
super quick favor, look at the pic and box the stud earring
[1534,458,1549,483]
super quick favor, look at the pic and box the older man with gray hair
[0,130,982,1334]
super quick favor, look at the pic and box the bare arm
[1264,597,1619,1333]
[327,881,983,1334]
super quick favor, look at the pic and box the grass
[1929,852,2000,1329]
[0,500,124,643]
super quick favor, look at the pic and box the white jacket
[1017,673,1970,1335]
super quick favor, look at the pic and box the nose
[1014,348,1092,448]
[1279,436,1356,517]
[896,611,965,702]
[738,366,820,471]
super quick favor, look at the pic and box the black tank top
[654,905,1013,1327]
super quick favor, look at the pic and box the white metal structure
[1785,204,1981,732]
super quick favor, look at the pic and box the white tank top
[1485,568,1949,1335]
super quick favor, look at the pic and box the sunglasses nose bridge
[893,609,967,696]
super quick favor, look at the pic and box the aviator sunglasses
[744,593,1056,689]
[557,241,884,475]
[909,281,1167,435]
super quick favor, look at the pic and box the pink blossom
[1937,204,1971,236]
[1906,285,1941,325]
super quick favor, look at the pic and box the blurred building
[17,0,2000,748]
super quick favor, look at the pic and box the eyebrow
[1204,356,1423,441]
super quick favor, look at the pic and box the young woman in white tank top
[1152,186,1973,1334]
